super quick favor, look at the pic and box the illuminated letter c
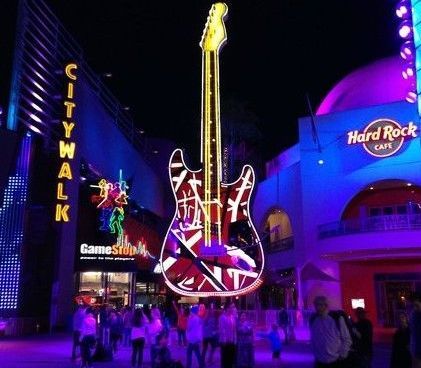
[65,63,77,80]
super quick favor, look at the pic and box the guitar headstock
[199,2,228,52]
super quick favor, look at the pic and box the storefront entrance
[77,272,134,308]
[341,260,421,328]
[374,273,421,327]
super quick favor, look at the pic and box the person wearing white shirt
[130,308,147,368]
[80,309,97,368]
[186,305,204,368]
[309,296,352,368]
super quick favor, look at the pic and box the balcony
[266,236,294,252]
[318,214,421,239]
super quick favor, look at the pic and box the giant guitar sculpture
[159,2,264,296]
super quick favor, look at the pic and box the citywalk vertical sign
[55,63,77,222]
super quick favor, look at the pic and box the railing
[266,236,294,252]
[318,214,421,239]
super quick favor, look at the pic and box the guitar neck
[201,50,222,192]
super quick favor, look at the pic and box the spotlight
[396,1,411,19]
[318,159,324,165]
[406,91,417,103]
[402,65,415,79]
[398,20,413,39]
[400,41,414,60]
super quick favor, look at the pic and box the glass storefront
[134,281,166,308]
[78,272,133,308]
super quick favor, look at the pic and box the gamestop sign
[347,119,418,157]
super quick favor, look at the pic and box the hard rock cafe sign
[347,119,418,157]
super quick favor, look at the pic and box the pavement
[0,328,392,368]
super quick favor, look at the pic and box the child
[258,323,282,366]
[153,333,184,368]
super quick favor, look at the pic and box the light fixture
[400,41,414,60]
[396,0,410,19]
[103,72,113,78]
[402,65,415,79]
[318,159,324,165]
[406,91,417,103]
[398,20,413,39]
[369,186,374,190]
[407,182,412,186]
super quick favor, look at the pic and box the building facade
[254,55,421,329]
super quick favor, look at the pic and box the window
[264,209,293,251]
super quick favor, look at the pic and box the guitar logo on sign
[159,2,264,296]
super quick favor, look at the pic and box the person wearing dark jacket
[353,307,373,368]
[410,292,421,368]
[390,312,412,368]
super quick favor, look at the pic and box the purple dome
[316,55,411,115]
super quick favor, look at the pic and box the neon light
[59,140,76,159]
[62,121,75,138]
[65,63,77,80]
[64,101,76,118]
[346,119,418,157]
[58,162,73,179]
[160,3,265,297]
[55,62,77,222]
[55,204,70,222]
[90,171,129,237]
[57,182,68,200]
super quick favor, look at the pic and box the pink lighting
[405,91,417,103]
[400,42,413,60]
[398,23,412,39]
[316,56,411,115]
[402,66,415,79]
[396,4,409,18]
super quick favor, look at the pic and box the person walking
[148,306,163,368]
[410,292,421,368]
[309,296,352,368]
[173,301,188,347]
[278,307,289,345]
[219,302,237,368]
[71,303,86,361]
[352,307,373,368]
[130,308,147,368]
[109,310,123,354]
[186,305,204,368]
[80,308,97,368]
[257,323,282,367]
[236,312,254,368]
[202,302,219,366]
[123,306,134,347]
[390,312,412,368]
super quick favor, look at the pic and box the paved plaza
[0,329,392,368]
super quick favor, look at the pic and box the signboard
[75,181,161,272]
[347,119,418,157]
[55,63,77,222]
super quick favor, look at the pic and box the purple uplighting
[316,56,411,115]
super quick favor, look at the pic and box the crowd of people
[71,300,282,368]
[70,291,421,368]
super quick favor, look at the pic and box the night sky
[25,1,402,160]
